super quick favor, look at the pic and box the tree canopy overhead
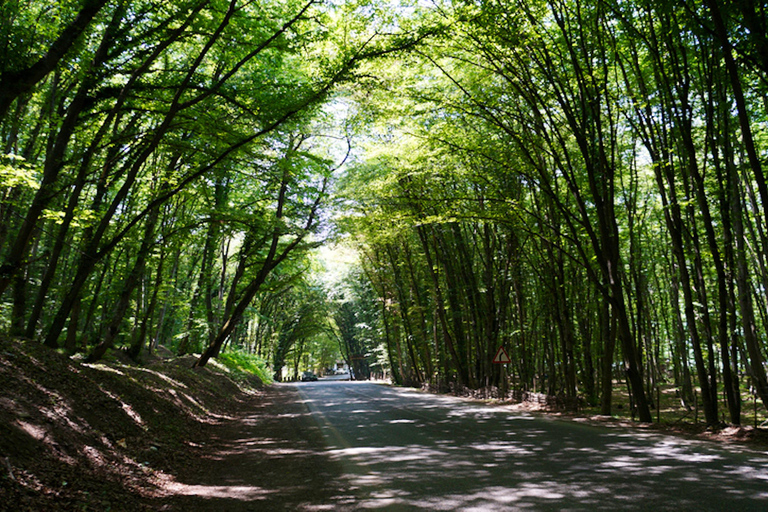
[334,0,768,425]
[2,0,768,426]
[0,0,436,366]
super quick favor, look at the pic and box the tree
[335,0,768,423]
[0,0,441,368]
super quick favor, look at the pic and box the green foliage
[268,278,330,380]
[218,349,274,386]
[329,0,768,423]
[0,154,38,191]
[0,0,436,366]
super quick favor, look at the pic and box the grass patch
[218,349,274,386]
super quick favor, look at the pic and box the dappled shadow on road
[299,382,768,511]
[154,384,353,511]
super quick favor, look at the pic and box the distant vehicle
[301,371,318,382]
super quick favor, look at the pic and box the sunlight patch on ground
[32,394,88,436]
[329,446,383,457]
[82,445,108,468]
[129,366,189,389]
[162,388,232,424]
[644,446,722,463]
[607,439,724,464]
[392,483,568,511]
[482,482,566,501]
[15,420,78,465]
[214,443,311,457]
[178,391,208,414]
[356,497,403,508]
[83,363,126,376]
[723,464,768,481]
[164,482,272,500]
[16,420,46,441]
[120,402,145,427]
[329,445,448,465]
[276,412,307,419]
[348,473,388,488]
[235,437,278,446]
[469,441,534,456]
[600,455,642,470]
[97,386,146,427]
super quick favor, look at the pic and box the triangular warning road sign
[492,346,511,364]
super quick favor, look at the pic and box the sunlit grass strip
[218,350,274,386]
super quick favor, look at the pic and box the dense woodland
[2,0,768,426]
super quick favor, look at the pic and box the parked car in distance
[301,371,318,382]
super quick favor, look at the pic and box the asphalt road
[295,380,768,511]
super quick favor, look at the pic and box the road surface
[296,380,768,511]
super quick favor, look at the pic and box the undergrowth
[218,349,274,386]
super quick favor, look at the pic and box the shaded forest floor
[0,337,346,511]
[1,337,767,511]
[444,382,768,449]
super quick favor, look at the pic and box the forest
[2,0,768,427]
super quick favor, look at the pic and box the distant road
[295,380,768,511]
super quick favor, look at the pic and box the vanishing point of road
[294,379,768,511]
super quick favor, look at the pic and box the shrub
[218,350,274,386]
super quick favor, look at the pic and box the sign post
[492,346,511,400]
[492,346,511,364]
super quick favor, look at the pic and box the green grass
[218,350,274,386]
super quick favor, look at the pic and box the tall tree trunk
[416,225,470,388]
[85,194,162,363]
[731,159,768,412]
[129,248,164,361]
[599,298,617,415]
[64,297,82,355]
[0,3,122,296]
[194,172,325,368]
[708,85,742,424]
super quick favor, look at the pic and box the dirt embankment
[0,337,336,511]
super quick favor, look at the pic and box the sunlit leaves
[0,0,82,72]
[0,154,39,192]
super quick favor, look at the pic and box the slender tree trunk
[129,248,164,361]
[85,196,161,363]
[732,160,768,412]
[0,4,122,296]
[599,298,617,415]
[10,269,28,336]
[64,297,82,355]
[709,88,742,424]
[404,242,433,381]
[416,225,469,388]
[705,0,768,228]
